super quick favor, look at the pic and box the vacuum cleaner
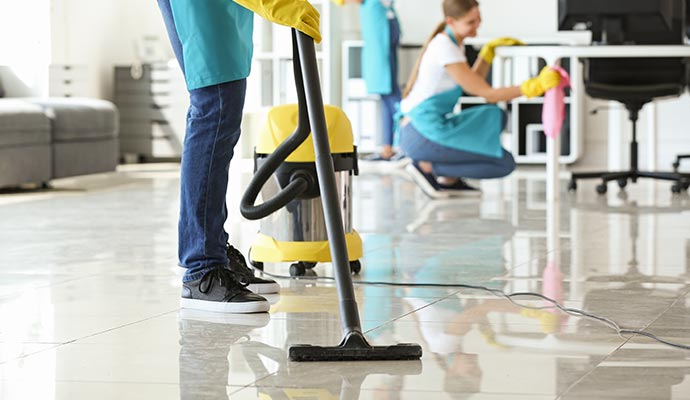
[246,92,363,278]
[240,29,422,362]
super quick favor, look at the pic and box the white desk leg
[545,132,562,313]
[494,55,505,88]
[608,103,626,170]
[546,135,561,212]
[546,142,560,256]
[646,101,658,171]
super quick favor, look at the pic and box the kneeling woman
[399,0,560,198]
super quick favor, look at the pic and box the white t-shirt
[400,33,467,114]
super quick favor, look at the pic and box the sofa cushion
[0,145,51,188]
[0,99,51,147]
[27,98,119,141]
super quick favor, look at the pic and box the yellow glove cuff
[478,46,495,64]
[478,37,525,64]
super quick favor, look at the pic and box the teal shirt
[170,0,254,90]
[360,0,396,94]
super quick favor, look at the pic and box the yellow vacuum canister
[246,103,362,277]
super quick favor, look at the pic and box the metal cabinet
[113,63,188,161]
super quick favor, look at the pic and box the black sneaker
[180,265,270,313]
[227,245,281,294]
[439,178,481,194]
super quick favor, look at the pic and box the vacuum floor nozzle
[289,331,423,362]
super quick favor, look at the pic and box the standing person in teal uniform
[399,0,561,198]
[339,0,401,161]
[157,0,321,313]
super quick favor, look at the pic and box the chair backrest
[584,57,688,105]
[586,58,686,86]
[581,0,688,104]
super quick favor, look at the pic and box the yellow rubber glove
[233,0,322,43]
[330,0,345,5]
[478,37,525,64]
[520,66,562,98]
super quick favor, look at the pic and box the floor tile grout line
[556,285,690,399]
[0,270,126,303]
[555,337,631,399]
[0,309,180,366]
[0,378,180,385]
[363,291,463,335]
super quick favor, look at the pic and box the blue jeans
[399,114,516,179]
[380,17,401,147]
[159,0,245,282]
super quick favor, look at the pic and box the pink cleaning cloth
[541,65,571,139]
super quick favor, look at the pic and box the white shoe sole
[180,298,270,314]
[249,282,281,294]
[405,164,451,199]
[176,266,281,294]
[359,157,411,174]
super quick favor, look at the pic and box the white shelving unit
[465,36,587,165]
[341,40,381,154]
[245,0,335,111]
[341,41,420,154]
[500,54,583,165]
[240,0,339,165]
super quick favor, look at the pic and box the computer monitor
[558,0,686,45]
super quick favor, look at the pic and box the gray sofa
[0,97,119,189]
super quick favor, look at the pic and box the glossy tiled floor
[1,163,689,399]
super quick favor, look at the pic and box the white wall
[395,0,556,44]
[0,0,51,96]
[51,0,173,99]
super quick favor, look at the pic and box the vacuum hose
[239,30,312,221]
[239,124,311,220]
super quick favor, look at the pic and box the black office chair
[569,58,690,194]
[673,154,690,171]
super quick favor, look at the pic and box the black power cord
[253,267,690,351]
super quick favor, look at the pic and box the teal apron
[170,0,254,90]
[404,87,504,158]
[360,0,396,94]
[403,26,503,158]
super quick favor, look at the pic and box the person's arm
[471,57,491,79]
[446,62,522,103]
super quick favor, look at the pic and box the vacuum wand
[296,33,360,336]
[288,30,422,362]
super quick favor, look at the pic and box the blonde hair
[402,0,479,99]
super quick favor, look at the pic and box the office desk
[494,45,690,208]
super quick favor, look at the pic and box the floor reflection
[2,167,690,399]
[177,309,422,400]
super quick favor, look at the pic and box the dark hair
[402,0,480,99]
